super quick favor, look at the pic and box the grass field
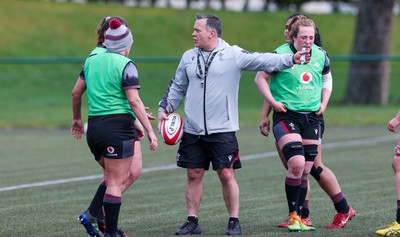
[1,1,400,128]
[0,126,398,236]
[1,2,400,236]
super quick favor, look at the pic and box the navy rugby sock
[88,181,106,218]
[103,194,121,235]
[331,192,349,214]
[301,200,310,218]
[297,179,308,217]
[285,177,301,213]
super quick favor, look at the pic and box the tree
[343,0,395,104]
[243,0,250,11]
[221,0,226,10]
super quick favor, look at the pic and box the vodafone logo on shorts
[107,146,118,156]
[107,146,115,153]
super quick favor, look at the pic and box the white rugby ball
[161,113,183,145]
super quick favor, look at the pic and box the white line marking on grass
[0,135,397,192]
[0,175,103,192]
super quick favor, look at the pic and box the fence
[0,55,399,128]
[1,55,400,64]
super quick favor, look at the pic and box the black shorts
[176,132,241,171]
[272,110,321,142]
[86,114,138,161]
[318,114,325,139]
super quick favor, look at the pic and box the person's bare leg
[186,168,205,216]
[121,141,142,193]
[103,156,132,235]
[313,145,341,196]
[217,168,240,217]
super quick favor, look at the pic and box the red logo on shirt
[300,72,312,84]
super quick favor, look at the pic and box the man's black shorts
[176,132,241,170]
[87,114,138,161]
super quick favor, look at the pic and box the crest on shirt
[218,52,224,60]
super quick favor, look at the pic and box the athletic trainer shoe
[302,216,313,226]
[103,232,124,237]
[278,218,289,228]
[299,218,315,231]
[175,220,202,235]
[225,219,242,235]
[97,221,127,237]
[326,205,355,228]
[278,215,313,227]
[117,229,128,237]
[287,211,301,232]
[376,221,400,236]
[78,209,103,237]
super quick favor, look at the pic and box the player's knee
[282,141,304,161]
[304,144,318,162]
[392,146,400,169]
[129,169,142,182]
[187,168,204,180]
[310,165,323,181]
[217,168,235,182]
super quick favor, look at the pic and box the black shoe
[117,229,128,237]
[103,233,123,237]
[97,221,126,237]
[175,220,202,235]
[225,220,242,235]
[102,229,127,237]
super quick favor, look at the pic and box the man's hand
[157,111,168,134]
[293,49,310,65]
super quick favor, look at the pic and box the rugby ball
[161,113,183,145]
